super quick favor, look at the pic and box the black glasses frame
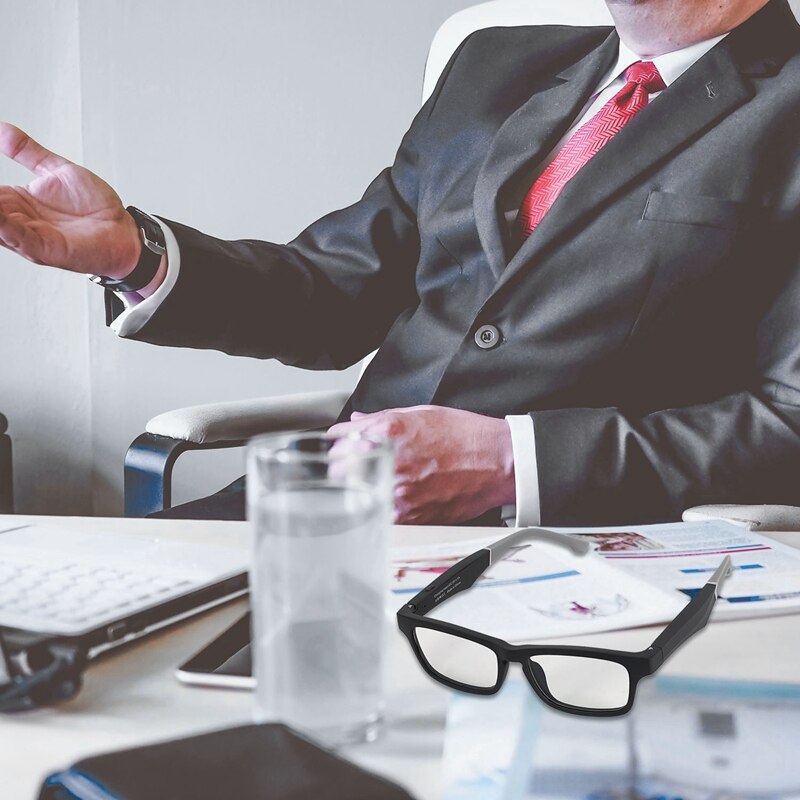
[397,527,732,717]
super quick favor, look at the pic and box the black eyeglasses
[397,527,732,717]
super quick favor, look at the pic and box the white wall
[0,1,94,515]
[1,0,477,516]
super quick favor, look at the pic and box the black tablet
[175,612,254,690]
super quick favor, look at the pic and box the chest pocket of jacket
[641,191,751,230]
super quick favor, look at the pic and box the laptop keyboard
[0,556,198,633]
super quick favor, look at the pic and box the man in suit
[0,0,798,526]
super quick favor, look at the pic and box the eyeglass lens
[529,655,631,710]
[414,627,499,689]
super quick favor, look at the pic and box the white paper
[391,521,800,642]
[392,537,681,642]
[557,520,800,619]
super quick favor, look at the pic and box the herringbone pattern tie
[518,61,666,238]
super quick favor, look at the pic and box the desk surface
[1,515,799,800]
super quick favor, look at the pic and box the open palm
[0,122,139,277]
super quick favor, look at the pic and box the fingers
[327,412,378,437]
[0,213,46,265]
[329,408,416,449]
[0,212,27,250]
[351,406,430,417]
[0,187,44,263]
[0,122,70,176]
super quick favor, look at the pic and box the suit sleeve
[115,38,472,372]
[529,246,800,524]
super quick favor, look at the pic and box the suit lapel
[473,32,619,278]
[488,41,754,294]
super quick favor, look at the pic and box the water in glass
[250,478,391,746]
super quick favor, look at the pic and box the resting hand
[328,405,516,525]
[0,122,140,278]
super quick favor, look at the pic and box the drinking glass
[247,431,394,746]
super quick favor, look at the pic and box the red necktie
[518,61,666,239]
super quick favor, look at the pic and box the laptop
[0,523,248,658]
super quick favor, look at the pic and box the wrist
[106,210,143,281]
[137,252,168,298]
[484,416,517,508]
[90,207,166,292]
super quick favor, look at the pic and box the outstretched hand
[0,122,140,278]
[328,405,516,525]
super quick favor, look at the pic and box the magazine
[391,520,800,642]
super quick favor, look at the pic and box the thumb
[0,122,71,176]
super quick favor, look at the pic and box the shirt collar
[596,32,729,93]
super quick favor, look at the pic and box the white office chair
[124,0,800,531]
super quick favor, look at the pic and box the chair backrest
[359,0,613,379]
[422,0,614,102]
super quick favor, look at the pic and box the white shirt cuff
[502,414,541,527]
[110,217,181,338]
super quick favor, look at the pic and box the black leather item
[39,724,416,800]
[116,0,800,525]
[93,207,164,293]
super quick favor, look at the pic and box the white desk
[1,515,799,800]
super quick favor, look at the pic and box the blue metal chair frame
[124,434,245,518]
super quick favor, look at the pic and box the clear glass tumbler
[247,431,394,747]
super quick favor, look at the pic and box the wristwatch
[89,206,166,293]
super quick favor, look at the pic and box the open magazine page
[391,538,682,642]
[559,520,800,619]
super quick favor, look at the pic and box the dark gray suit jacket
[119,0,800,524]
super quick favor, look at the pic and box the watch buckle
[141,228,167,257]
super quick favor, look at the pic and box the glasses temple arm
[406,550,490,615]
[649,555,733,666]
[406,527,590,616]
[486,526,592,563]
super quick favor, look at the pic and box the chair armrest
[683,504,800,532]
[125,390,350,517]
[145,390,351,445]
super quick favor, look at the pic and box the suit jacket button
[474,324,501,349]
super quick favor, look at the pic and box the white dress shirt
[110,32,726,524]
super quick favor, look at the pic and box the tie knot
[624,61,666,94]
